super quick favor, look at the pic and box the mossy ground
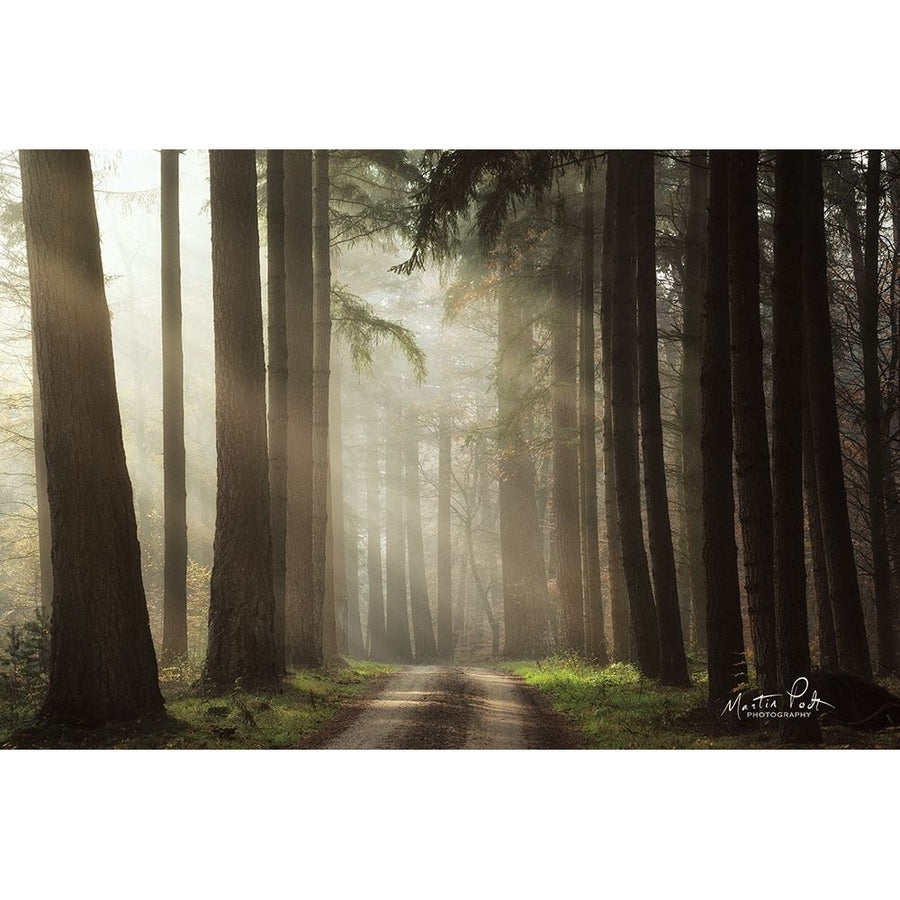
[505,655,900,749]
[4,659,396,749]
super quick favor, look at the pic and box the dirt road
[307,666,578,749]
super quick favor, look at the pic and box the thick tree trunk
[727,150,778,694]
[437,407,454,659]
[702,151,747,705]
[266,149,287,674]
[204,150,278,687]
[161,149,187,663]
[682,150,708,649]
[551,225,585,654]
[497,291,549,658]
[405,415,437,661]
[636,150,689,686]
[773,151,821,743]
[21,149,164,722]
[366,427,389,660]
[580,161,608,664]
[600,153,631,661]
[284,150,317,666]
[610,151,659,678]
[861,151,897,674]
[801,150,873,680]
[385,402,413,661]
[312,150,334,663]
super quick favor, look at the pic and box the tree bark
[328,348,349,657]
[600,153,631,661]
[636,150,689,686]
[21,149,164,722]
[580,161,608,664]
[682,150,708,649]
[437,406,454,659]
[801,150,873,680]
[405,414,437,661]
[284,150,317,666]
[773,151,821,743]
[204,150,278,687]
[551,217,585,654]
[702,151,747,705]
[385,401,413,661]
[366,426,389,660]
[727,150,778,694]
[266,149,287,674]
[610,150,659,679]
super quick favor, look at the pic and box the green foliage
[0,615,50,738]
[332,283,427,383]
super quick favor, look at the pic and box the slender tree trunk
[497,291,549,658]
[610,150,659,678]
[773,151,821,743]
[284,150,317,666]
[801,150,873,680]
[21,149,164,722]
[551,220,585,654]
[204,150,278,687]
[727,150,778,694]
[636,150,689,686]
[312,149,332,663]
[600,153,631,661]
[366,427,389,660]
[385,402,413,661]
[702,151,747,705]
[580,161,608,664]
[861,151,897,673]
[345,503,364,658]
[328,347,348,657]
[31,336,52,620]
[405,415,437,661]
[437,406,454,659]
[682,150,708,649]
[266,149,287,674]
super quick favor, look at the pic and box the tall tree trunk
[345,503,365,658]
[610,150,659,678]
[21,149,164,722]
[551,218,585,654]
[497,291,549,658]
[727,150,778,694]
[366,427,389,660]
[702,151,747,705]
[312,149,332,663]
[266,149,287,674]
[385,402,413,661]
[636,150,689,686]
[204,150,278,687]
[772,151,821,743]
[31,336,52,620]
[437,406,454,659]
[328,348,348,657]
[405,414,437,661]
[682,150,708,649]
[861,151,897,674]
[580,160,608,664]
[600,153,631,661]
[284,150,317,666]
[801,150,873,680]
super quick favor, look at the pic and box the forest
[1,147,900,751]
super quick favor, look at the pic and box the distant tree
[437,404,454,659]
[204,149,278,687]
[727,150,778,694]
[702,151,747,704]
[366,426,389,660]
[635,150,689,686]
[160,148,188,664]
[610,151,659,678]
[20,149,164,721]
[385,400,413,661]
[801,150,873,680]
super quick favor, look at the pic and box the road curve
[312,665,577,750]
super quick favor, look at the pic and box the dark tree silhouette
[437,406,454,659]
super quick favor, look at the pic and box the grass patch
[5,659,396,749]
[504,655,899,749]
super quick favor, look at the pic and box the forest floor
[506,656,900,749]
